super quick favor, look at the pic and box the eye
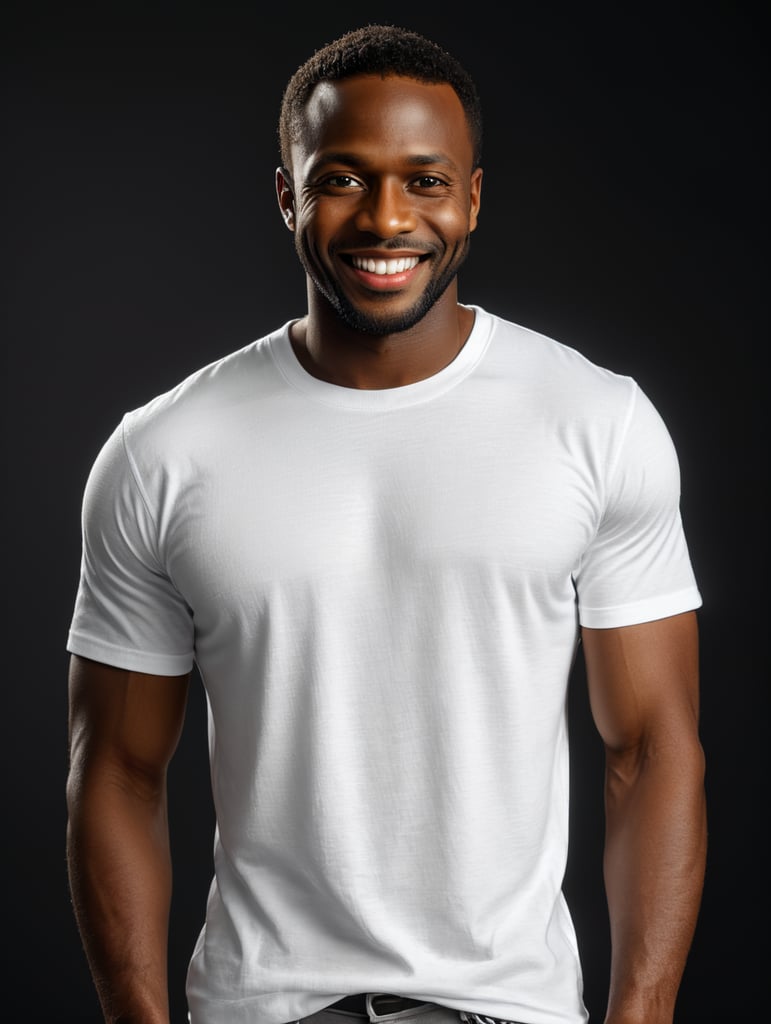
[413,175,447,189]
[322,174,363,190]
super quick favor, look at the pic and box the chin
[336,304,431,336]
[331,281,455,336]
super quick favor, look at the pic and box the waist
[331,995,429,1015]
[329,995,524,1023]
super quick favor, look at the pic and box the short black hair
[278,24,483,172]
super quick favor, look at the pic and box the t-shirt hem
[66,630,194,676]
[187,995,587,1024]
[578,586,702,629]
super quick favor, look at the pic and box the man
[65,24,707,1024]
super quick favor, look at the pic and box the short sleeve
[575,383,702,628]
[66,419,196,675]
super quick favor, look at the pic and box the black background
[4,2,768,1020]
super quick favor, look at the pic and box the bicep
[67,654,191,787]
[580,611,700,754]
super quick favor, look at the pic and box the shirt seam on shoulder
[602,376,639,503]
[575,376,639,577]
[119,415,164,565]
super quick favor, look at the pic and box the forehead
[293,74,473,170]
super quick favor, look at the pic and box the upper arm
[67,654,191,793]
[580,611,700,756]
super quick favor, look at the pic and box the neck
[290,288,475,390]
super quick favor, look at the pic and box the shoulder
[120,322,295,452]
[474,306,639,416]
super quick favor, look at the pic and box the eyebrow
[306,151,458,176]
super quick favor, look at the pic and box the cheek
[295,200,342,250]
[432,199,476,238]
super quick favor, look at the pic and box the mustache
[332,236,439,255]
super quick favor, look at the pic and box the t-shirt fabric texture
[67,306,702,1024]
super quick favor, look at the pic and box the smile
[350,255,421,276]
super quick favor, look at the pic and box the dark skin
[67,74,706,1024]
[582,614,705,1024]
[67,657,190,1024]
[275,76,482,389]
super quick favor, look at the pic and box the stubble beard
[296,236,472,336]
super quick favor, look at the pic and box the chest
[154,402,606,606]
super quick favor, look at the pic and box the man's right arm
[66,654,191,1024]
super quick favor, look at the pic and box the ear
[468,167,483,233]
[276,166,295,231]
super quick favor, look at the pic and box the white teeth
[351,255,420,275]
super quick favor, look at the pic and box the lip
[340,251,429,291]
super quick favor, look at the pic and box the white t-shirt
[67,307,702,1024]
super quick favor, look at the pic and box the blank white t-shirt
[67,306,702,1024]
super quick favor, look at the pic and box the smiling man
[65,25,706,1024]
[277,72,482,385]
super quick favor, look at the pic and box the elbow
[605,726,706,813]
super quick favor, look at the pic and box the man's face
[281,74,482,335]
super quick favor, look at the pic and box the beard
[296,235,472,336]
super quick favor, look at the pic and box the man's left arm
[581,610,707,1024]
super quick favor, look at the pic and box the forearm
[67,771,173,1024]
[602,737,707,1024]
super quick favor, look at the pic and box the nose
[354,179,418,238]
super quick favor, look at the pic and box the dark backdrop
[4,2,768,1020]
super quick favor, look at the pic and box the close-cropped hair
[278,24,483,172]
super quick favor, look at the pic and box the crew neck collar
[268,305,492,411]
